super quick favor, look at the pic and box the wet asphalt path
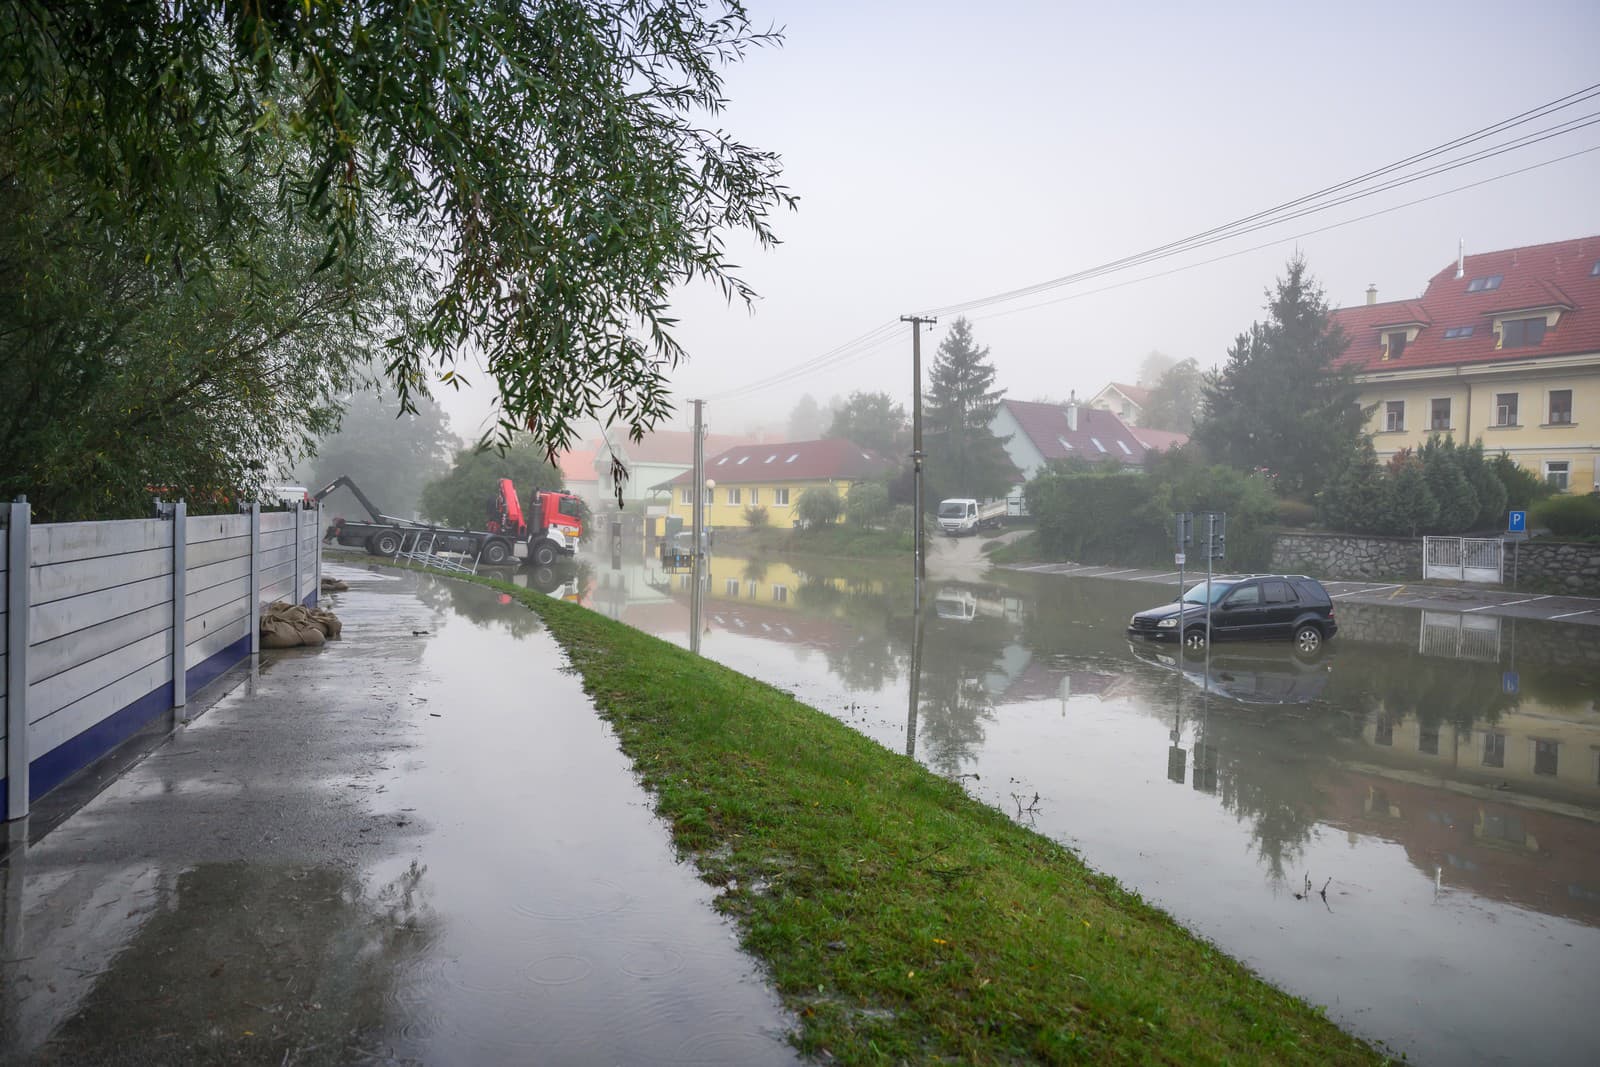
[1001,560,1600,625]
[0,564,797,1065]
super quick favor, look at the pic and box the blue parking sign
[1503,672,1519,695]
[1508,510,1526,532]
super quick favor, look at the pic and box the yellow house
[1331,235,1600,493]
[660,438,895,528]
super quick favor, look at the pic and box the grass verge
[359,562,1385,1064]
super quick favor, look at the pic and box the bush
[742,504,770,529]
[1491,452,1554,511]
[1274,499,1317,528]
[845,482,891,528]
[1531,493,1600,538]
[795,486,843,528]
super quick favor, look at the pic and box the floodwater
[0,568,797,1065]
[518,548,1600,1066]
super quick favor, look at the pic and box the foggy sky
[435,0,1600,443]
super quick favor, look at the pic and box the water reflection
[547,549,1600,1063]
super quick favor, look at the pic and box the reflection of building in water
[934,585,1025,625]
[1357,703,1600,799]
[666,555,884,611]
[1418,610,1502,661]
[1318,769,1600,927]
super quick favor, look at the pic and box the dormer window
[1384,331,1408,360]
[1466,274,1503,292]
[1500,317,1547,349]
[1591,260,1600,277]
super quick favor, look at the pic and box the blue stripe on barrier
[185,634,251,695]
[28,682,175,802]
[16,630,256,817]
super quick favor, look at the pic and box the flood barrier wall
[2,501,321,821]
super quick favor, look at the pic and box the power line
[963,142,1600,327]
[702,81,1600,400]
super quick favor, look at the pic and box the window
[725,579,740,597]
[773,488,790,506]
[771,584,788,604]
[1090,437,1106,453]
[1548,389,1573,425]
[1533,738,1559,777]
[1544,460,1570,491]
[1430,398,1451,430]
[1374,714,1394,747]
[715,456,727,466]
[680,487,693,504]
[1262,580,1293,604]
[749,488,759,505]
[1385,400,1405,432]
[1117,440,1133,455]
[1385,331,1408,360]
[747,580,759,598]
[1494,392,1518,426]
[785,453,799,463]
[1443,326,1474,339]
[736,456,749,465]
[1500,317,1546,349]
[1419,723,1440,756]
[1466,274,1503,292]
[1482,732,1506,768]
[703,488,714,505]
[764,454,777,464]
[1056,436,1074,450]
[727,487,741,505]
[1224,584,1260,607]
[1592,260,1600,277]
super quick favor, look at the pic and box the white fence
[1422,536,1504,584]
[2,500,321,822]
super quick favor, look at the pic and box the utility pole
[900,314,936,602]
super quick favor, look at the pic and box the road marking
[1332,584,1402,599]
[1463,595,1551,612]
[1548,608,1595,620]
[1149,571,1181,580]
[1096,568,1141,577]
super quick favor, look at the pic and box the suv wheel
[1182,627,1207,651]
[1293,623,1322,654]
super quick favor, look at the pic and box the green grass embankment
[366,563,1385,1064]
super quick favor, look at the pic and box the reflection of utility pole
[906,607,926,758]
[690,400,705,656]
[1168,665,1186,784]
[900,315,936,603]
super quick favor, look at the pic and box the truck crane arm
[312,475,386,524]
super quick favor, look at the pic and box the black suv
[1126,574,1336,654]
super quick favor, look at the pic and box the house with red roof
[663,438,895,528]
[1088,382,1151,426]
[595,427,759,507]
[1330,235,1600,494]
[990,396,1179,488]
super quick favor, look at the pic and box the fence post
[7,497,32,821]
[249,502,261,655]
[171,500,187,709]
[292,502,302,607]
[313,503,321,606]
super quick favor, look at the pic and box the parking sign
[1508,510,1527,533]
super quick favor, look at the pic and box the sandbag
[308,609,342,639]
[295,624,326,647]
[261,619,302,649]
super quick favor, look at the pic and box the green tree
[924,318,1015,500]
[1315,438,1392,534]
[1142,358,1204,434]
[787,394,830,441]
[1388,455,1439,536]
[796,486,843,528]
[2,1,796,461]
[1458,442,1507,529]
[826,391,909,459]
[1418,436,1478,533]
[417,437,564,529]
[1490,452,1553,511]
[742,504,770,529]
[0,144,416,519]
[301,389,458,519]
[1137,350,1177,388]
[1192,257,1368,496]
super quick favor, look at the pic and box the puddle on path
[522,547,1600,1066]
[0,566,797,1065]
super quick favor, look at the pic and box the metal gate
[1422,537,1503,583]
[1419,610,1502,661]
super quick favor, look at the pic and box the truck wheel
[371,531,402,556]
[480,539,511,565]
[532,539,558,567]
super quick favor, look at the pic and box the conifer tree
[923,318,1015,500]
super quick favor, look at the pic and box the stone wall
[1269,531,1600,595]
[1270,531,1420,581]
[1508,540,1600,595]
